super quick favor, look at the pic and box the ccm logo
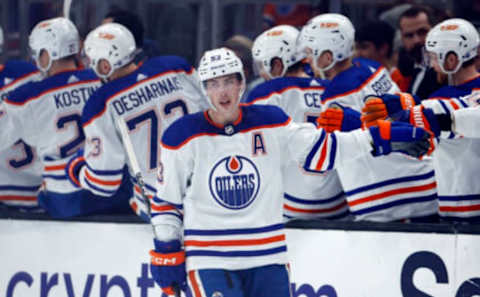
[151,256,179,266]
[412,106,425,128]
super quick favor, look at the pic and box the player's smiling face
[205,73,242,116]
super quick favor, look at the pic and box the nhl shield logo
[208,155,261,210]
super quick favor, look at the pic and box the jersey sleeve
[78,104,126,197]
[0,100,30,150]
[282,121,373,173]
[151,140,193,241]
[421,97,469,139]
[453,107,480,138]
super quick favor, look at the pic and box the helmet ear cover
[84,22,137,81]
[197,47,245,110]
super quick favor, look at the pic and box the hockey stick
[116,117,151,218]
[63,0,73,19]
[117,118,182,297]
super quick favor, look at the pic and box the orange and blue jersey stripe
[303,129,337,173]
[283,191,349,220]
[184,223,287,258]
[80,164,124,197]
[344,170,437,216]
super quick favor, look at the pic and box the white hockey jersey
[245,77,348,220]
[154,105,376,271]
[453,107,480,138]
[0,69,101,195]
[79,56,208,207]
[321,58,437,222]
[423,77,480,220]
[0,60,43,210]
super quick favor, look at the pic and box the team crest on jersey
[208,155,260,210]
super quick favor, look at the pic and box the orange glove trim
[150,250,185,266]
[397,92,415,110]
[377,120,391,140]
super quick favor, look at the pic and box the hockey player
[247,25,349,220]
[362,18,480,221]
[0,17,132,218]
[0,26,43,211]
[298,13,438,222]
[148,47,433,296]
[65,23,208,221]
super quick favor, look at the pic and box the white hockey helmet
[29,17,80,73]
[84,22,136,81]
[197,47,245,110]
[252,25,304,79]
[426,18,480,74]
[298,13,355,73]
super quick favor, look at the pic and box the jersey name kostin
[55,86,98,109]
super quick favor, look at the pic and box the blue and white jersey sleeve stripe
[284,122,373,173]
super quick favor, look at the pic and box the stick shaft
[63,0,73,19]
[116,117,151,217]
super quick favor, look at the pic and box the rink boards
[0,219,479,297]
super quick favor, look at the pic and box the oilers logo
[208,155,260,210]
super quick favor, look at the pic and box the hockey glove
[150,239,186,296]
[362,93,417,127]
[317,105,362,132]
[65,148,86,188]
[407,106,443,137]
[369,120,433,158]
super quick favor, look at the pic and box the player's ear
[444,52,459,72]
[98,59,112,77]
[39,49,50,69]
[271,58,284,77]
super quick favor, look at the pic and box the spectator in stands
[397,5,445,99]
[102,9,160,64]
[356,20,410,91]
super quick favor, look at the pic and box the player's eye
[206,80,219,89]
